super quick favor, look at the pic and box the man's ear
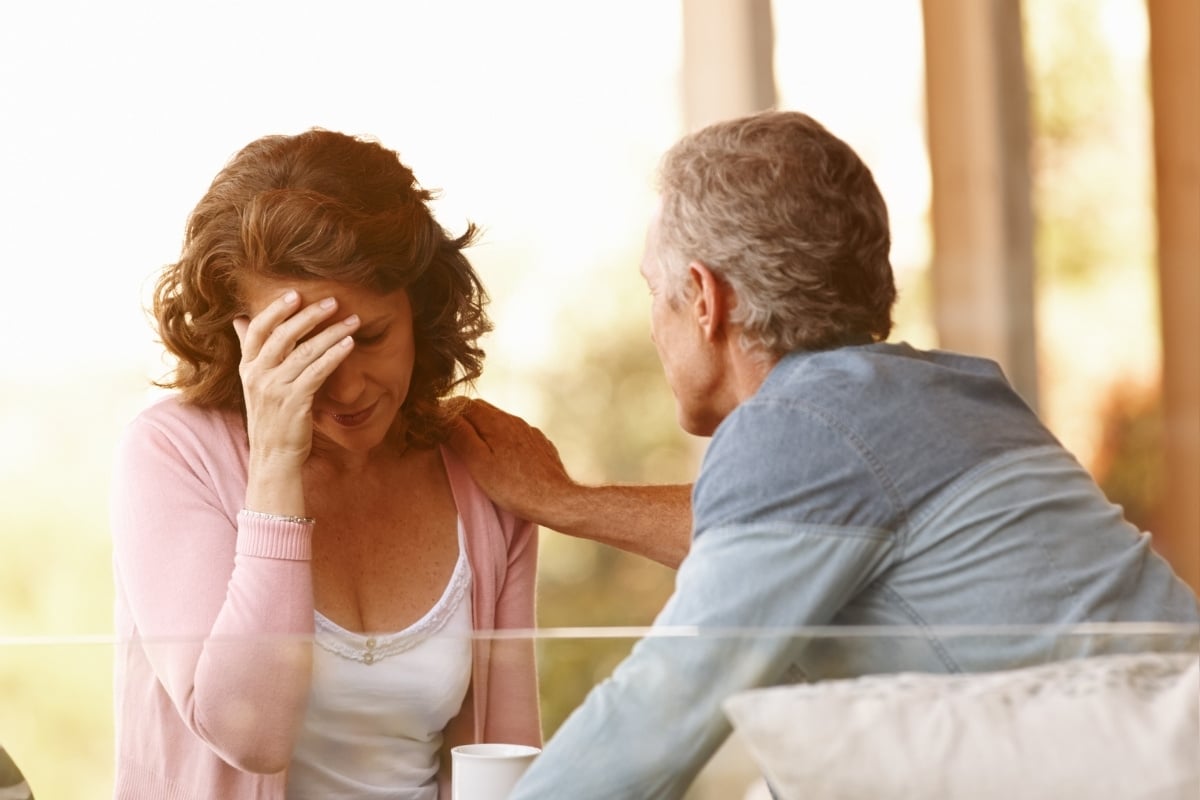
[688,261,727,342]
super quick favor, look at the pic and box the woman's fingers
[232,315,250,344]
[235,292,364,381]
[291,332,357,392]
[250,295,341,368]
[269,312,360,384]
[237,290,302,362]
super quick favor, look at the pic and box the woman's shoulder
[119,392,246,461]
[439,443,496,516]
[128,392,239,430]
[438,444,533,541]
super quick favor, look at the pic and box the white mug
[451,743,541,800]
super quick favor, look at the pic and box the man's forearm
[548,483,692,569]
[445,400,692,568]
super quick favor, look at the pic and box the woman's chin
[311,425,385,457]
[311,406,405,457]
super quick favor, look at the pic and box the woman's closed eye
[354,327,388,346]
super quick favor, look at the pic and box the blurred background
[1,0,1196,796]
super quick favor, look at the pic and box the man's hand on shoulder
[446,397,693,569]
[446,398,582,527]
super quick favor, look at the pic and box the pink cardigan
[110,396,541,799]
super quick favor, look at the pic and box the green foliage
[1027,0,1119,146]
[1025,0,1155,285]
[1023,0,1166,534]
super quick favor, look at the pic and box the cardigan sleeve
[110,406,315,773]
[437,446,542,796]
[438,445,543,747]
[483,513,542,746]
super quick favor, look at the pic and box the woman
[110,129,540,799]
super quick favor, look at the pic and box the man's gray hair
[655,110,896,356]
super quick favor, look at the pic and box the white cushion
[723,652,1200,800]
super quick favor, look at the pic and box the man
[448,110,1200,798]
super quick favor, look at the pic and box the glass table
[2,623,1196,798]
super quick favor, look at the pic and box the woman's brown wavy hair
[152,128,492,447]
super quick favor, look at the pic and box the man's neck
[727,341,778,405]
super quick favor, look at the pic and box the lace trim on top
[313,524,471,665]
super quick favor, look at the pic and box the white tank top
[286,524,473,799]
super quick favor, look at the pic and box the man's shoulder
[696,394,903,535]
[702,392,874,492]
[693,343,1004,535]
[708,345,899,452]
[730,342,1040,455]
[760,342,1005,398]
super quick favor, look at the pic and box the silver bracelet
[241,508,316,526]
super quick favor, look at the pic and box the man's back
[512,343,1198,800]
[696,342,1200,676]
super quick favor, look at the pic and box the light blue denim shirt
[510,343,1200,799]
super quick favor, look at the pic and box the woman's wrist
[245,456,307,519]
[240,508,316,526]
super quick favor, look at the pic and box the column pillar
[921,0,1039,408]
[680,0,777,132]
[1147,0,1200,592]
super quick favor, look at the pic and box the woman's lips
[328,400,378,428]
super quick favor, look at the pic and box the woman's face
[241,277,417,455]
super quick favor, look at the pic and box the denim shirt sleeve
[510,393,900,798]
[508,521,894,799]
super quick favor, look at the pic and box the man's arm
[508,521,896,799]
[446,399,692,569]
